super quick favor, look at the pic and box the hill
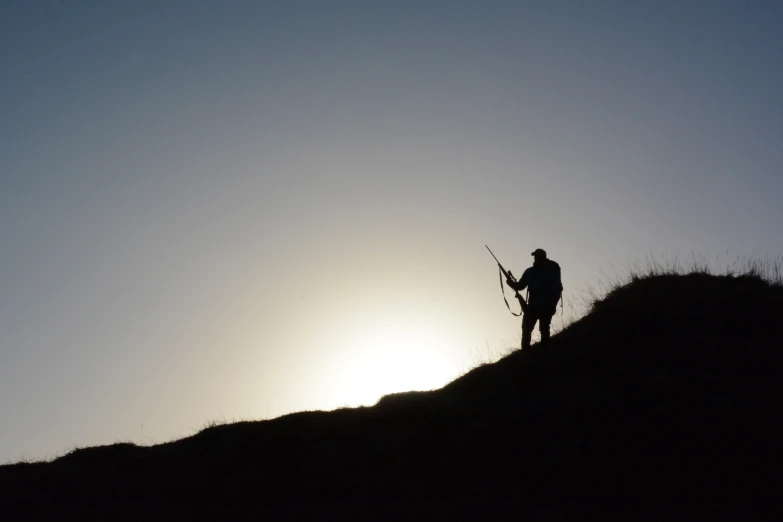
[2,272,782,521]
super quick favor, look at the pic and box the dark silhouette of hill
[2,272,782,521]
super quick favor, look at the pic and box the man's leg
[539,312,553,344]
[521,313,537,350]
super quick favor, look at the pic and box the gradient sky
[2,0,782,462]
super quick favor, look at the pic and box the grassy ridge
[2,268,782,521]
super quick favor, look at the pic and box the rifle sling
[498,266,523,317]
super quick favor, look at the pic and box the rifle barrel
[485,245,501,265]
[485,245,516,283]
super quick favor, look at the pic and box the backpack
[543,259,563,310]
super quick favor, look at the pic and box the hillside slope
[2,273,782,521]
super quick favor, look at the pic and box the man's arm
[507,270,529,292]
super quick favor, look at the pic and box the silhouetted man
[506,248,563,350]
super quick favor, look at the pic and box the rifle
[486,245,528,316]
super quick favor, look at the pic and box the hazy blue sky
[2,1,782,462]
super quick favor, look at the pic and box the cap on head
[531,248,547,259]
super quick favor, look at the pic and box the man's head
[531,248,547,262]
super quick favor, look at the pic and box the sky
[1,0,782,462]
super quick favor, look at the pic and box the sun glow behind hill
[277,250,490,410]
[309,306,465,408]
[333,324,459,407]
